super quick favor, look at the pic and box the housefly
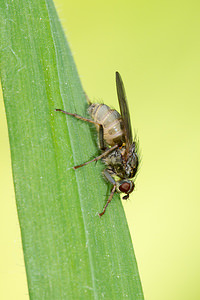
[55,72,139,217]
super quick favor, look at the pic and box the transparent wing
[116,71,133,147]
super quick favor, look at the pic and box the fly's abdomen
[88,103,124,146]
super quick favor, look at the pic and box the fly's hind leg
[99,170,117,217]
[56,108,106,150]
[55,109,101,127]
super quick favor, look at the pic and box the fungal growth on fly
[55,72,139,217]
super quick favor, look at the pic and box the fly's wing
[116,71,133,148]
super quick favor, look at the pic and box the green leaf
[0,0,144,299]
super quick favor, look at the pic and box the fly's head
[116,179,135,200]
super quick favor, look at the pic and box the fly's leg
[99,185,116,217]
[99,170,117,217]
[55,109,101,126]
[73,144,118,169]
[103,169,116,185]
[56,109,106,149]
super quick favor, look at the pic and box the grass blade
[0,0,144,298]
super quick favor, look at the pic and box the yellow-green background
[1,0,200,299]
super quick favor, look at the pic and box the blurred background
[1,0,200,299]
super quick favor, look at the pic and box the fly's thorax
[88,103,125,146]
[103,146,127,179]
[103,144,138,179]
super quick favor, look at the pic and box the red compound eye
[119,181,135,194]
[119,182,131,193]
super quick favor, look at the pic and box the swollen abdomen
[88,103,124,146]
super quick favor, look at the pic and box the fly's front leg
[103,169,116,186]
[99,169,117,217]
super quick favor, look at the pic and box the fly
[55,72,139,217]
